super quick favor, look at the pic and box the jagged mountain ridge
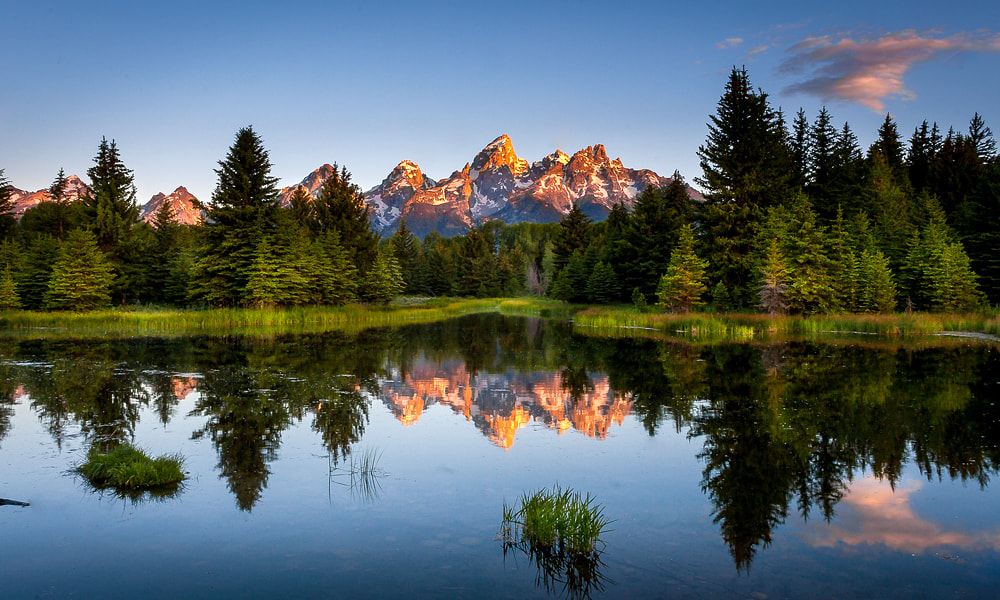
[8,176,200,225]
[140,186,202,225]
[282,134,700,238]
[8,175,91,216]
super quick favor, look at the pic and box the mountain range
[281,134,701,238]
[7,135,696,237]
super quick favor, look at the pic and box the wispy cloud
[717,37,744,50]
[747,44,769,56]
[780,30,1000,111]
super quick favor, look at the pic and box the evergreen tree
[790,108,810,190]
[782,199,835,314]
[867,114,907,182]
[968,112,997,162]
[391,220,420,294]
[312,230,358,305]
[957,160,1000,303]
[585,260,620,305]
[454,226,495,297]
[829,122,864,213]
[193,126,280,306]
[43,229,115,310]
[696,67,793,211]
[17,236,60,309]
[82,138,140,251]
[858,249,897,313]
[656,224,708,313]
[551,202,592,274]
[312,164,379,276]
[901,202,983,311]
[907,121,935,194]
[862,153,915,267]
[0,169,13,216]
[696,67,792,308]
[363,248,404,304]
[288,186,313,227]
[0,267,20,310]
[0,169,14,239]
[807,107,838,218]
[758,238,789,315]
[244,235,309,307]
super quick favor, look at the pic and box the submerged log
[0,498,30,507]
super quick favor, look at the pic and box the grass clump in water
[500,484,611,557]
[77,443,185,493]
[500,485,613,598]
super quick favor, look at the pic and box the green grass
[572,306,999,342]
[500,485,612,557]
[0,297,565,339]
[77,443,185,492]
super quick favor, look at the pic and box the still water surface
[1,315,999,599]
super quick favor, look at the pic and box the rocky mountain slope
[139,186,201,225]
[283,134,698,238]
[8,175,91,216]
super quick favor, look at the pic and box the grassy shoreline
[1,297,996,341]
[572,306,1000,341]
[0,297,563,339]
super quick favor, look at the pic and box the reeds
[77,443,185,491]
[500,485,611,557]
[572,307,999,342]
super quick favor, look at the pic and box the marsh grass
[0,297,560,339]
[573,307,998,342]
[500,485,611,557]
[77,443,185,500]
[500,485,612,599]
[330,446,385,501]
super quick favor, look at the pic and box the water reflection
[0,316,998,573]
[800,476,1000,554]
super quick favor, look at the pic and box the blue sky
[2,0,997,204]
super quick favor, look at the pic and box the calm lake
[1,314,999,599]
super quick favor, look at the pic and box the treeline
[0,129,407,310]
[0,67,997,312]
[538,67,998,313]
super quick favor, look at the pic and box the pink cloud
[781,31,999,111]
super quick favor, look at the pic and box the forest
[0,67,996,314]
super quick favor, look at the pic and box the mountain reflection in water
[0,314,998,579]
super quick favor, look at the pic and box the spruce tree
[759,238,789,315]
[0,267,21,310]
[312,164,378,277]
[43,230,115,310]
[363,248,404,304]
[0,169,13,217]
[82,138,139,251]
[391,220,419,294]
[968,112,997,162]
[194,126,280,306]
[808,107,839,218]
[47,168,75,239]
[0,169,14,238]
[585,260,620,305]
[551,202,592,274]
[313,230,358,305]
[696,67,792,308]
[656,224,708,313]
[791,108,810,190]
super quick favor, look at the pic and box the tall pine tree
[193,126,280,306]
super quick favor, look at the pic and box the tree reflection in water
[0,317,998,571]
